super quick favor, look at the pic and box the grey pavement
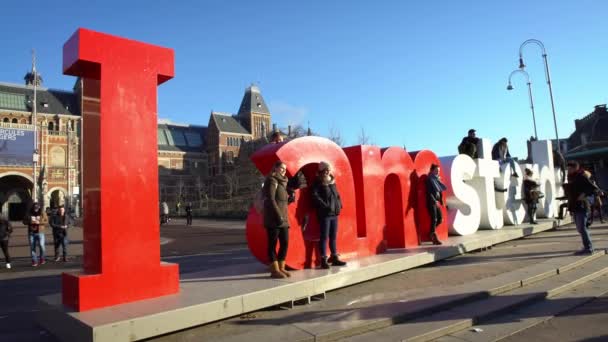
[147,221,608,342]
[1,219,607,341]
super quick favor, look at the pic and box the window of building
[2,118,8,123]
[157,128,169,145]
[184,132,202,147]
[19,118,26,124]
[169,129,187,146]
[11,118,17,124]
[48,122,54,131]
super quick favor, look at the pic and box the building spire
[25,49,42,87]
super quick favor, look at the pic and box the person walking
[50,205,69,262]
[567,162,599,255]
[161,201,169,225]
[312,161,347,269]
[185,203,193,226]
[426,164,447,245]
[491,138,519,178]
[28,202,48,267]
[0,214,13,269]
[523,168,541,224]
[263,161,292,278]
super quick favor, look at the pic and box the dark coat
[0,216,12,241]
[50,211,68,234]
[491,142,511,160]
[263,173,290,229]
[523,179,540,204]
[458,137,479,159]
[567,171,599,212]
[312,176,342,218]
[426,175,446,206]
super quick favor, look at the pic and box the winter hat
[318,161,332,172]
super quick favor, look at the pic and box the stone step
[341,253,608,342]
[436,273,608,342]
[212,251,605,342]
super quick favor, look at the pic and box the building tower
[236,84,271,140]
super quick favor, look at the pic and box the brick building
[0,65,276,220]
[0,74,81,220]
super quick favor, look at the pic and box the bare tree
[328,123,344,146]
[357,127,370,145]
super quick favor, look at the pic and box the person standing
[0,214,12,269]
[312,161,347,269]
[50,205,69,262]
[567,162,599,255]
[458,129,480,159]
[491,138,519,178]
[426,164,447,245]
[161,201,169,225]
[185,203,193,226]
[28,202,48,267]
[263,161,292,278]
[523,168,540,224]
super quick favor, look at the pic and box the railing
[0,122,35,130]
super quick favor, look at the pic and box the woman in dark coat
[426,164,447,245]
[312,161,347,269]
[523,168,540,224]
[263,161,291,278]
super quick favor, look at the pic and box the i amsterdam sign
[60,27,563,312]
[245,136,562,269]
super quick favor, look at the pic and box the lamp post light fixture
[518,39,561,153]
[507,69,538,140]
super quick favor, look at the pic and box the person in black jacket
[567,162,600,254]
[523,168,541,224]
[458,129,480,159]
[50,205,69,262]
[312,161,347,269]
[263,161,292,278]
[185,203,193,226]
[0,214,12,269]
[491,138,519,178]
[426,164,447,245]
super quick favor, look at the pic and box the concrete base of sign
[37,220,559,342]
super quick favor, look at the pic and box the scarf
[428,174,447,194]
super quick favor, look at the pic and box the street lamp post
[518,39,561,153]
[507,69,538,140]
[32,50,38,203]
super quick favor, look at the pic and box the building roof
[157,122,207,153]
[0,82,79,116]
[567,104,608,152]
[237,84,270,116]
[210,112,250,134]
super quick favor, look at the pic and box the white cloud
[268,101,309,125]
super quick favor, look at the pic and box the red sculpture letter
[61,28,179,311]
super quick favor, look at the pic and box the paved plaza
[1,219,607,341]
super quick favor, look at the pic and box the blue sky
[2,1,607,158]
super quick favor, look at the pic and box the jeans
[319,216,338,258]
[499,157,518,175]
[186,213,193,225]
[0,240,10,263]
[29,232,46,263]
[573,210,593,251]
[266,227,289,262]
[53,230,68,258]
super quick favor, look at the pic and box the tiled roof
[211,113,250,134]
[0,82,79,115]
[237,85,270,115]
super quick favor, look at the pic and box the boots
[329,254,347,266]
[269,261,287,279]
[430,232,442,245]
[320,256,330,269]
[278,260,291,277]
[529,210,538,224]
